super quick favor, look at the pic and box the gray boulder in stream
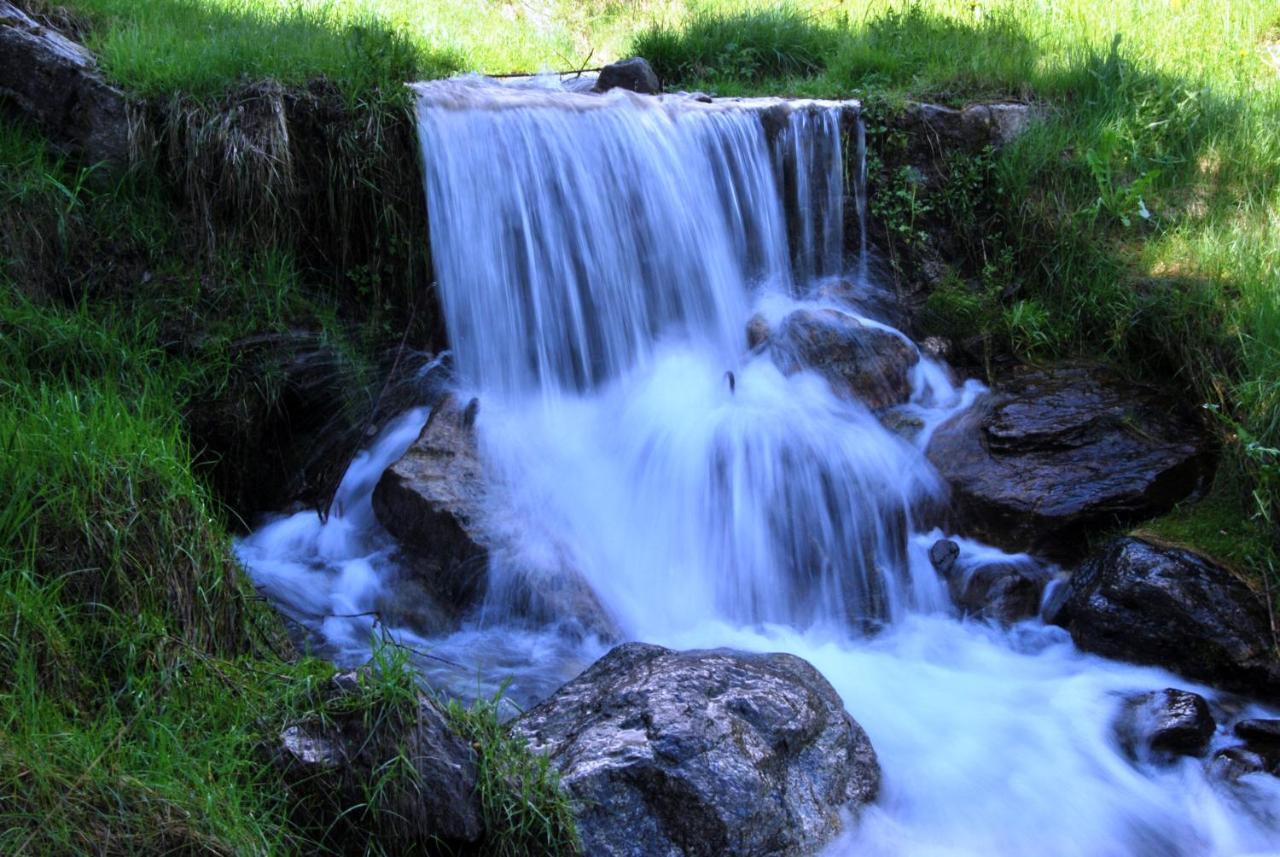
[926,363,1211,557]
[1051,537,1280,701]
[758,307,919,409]
[512,642,879,857]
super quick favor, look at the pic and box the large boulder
[373,396,616,637]
[594,57,661,95]
[926,364,1211,556]
[1051,537,1280,701]
[512,642,879,857]
[761,308,919,409]
[0,2,133,172]
[277,670,483,849]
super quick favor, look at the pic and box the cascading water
[238,75,1280,855]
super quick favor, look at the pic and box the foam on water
[238,75,1280,855]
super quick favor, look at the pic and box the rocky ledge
[513,642,879,857]
[926,363,1212,558]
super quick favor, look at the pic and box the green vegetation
[447,693,581,857]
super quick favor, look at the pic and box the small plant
[446,688,581,857]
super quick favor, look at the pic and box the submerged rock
[1209,746,1277,782]
[513,642,879,857]
[595,57,661,95]
[277,670,483,849]
[0,1,133,172]
[928,539,1049,624]
[926,364,1211,557]
[1052,538,1280,701]
[765,308,919,409]
[1115,688,1215,759]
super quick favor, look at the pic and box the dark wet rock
[595,57,661,95]
[0,1,133,172]
[1235,719,1280,745]
[928,539,960,576]
[1052,538,1280,701]
[513,642,879,857]
[954,559,1050,624]
[1116,689,1215,758]
[374,397,617,637]
[929,541,1048,623]
[278,670,483,848]
[373,395,490,611]
[767,308,919,409]
[1209,746,1275,782]
[926,364,1212,557]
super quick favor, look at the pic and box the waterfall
[415,76,942,633]
[237,75,1280,856]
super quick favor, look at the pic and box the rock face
[900,101,1036,149]
[373,395,490,611]
[513,643,879,857]
[928,539,1050,624]
[1115,689,1215,758]
[373,397,616,636]
[1051,538,1280,701]
[0,2,133,171]
[277,671,483,849]
[595,57,661,95]
[763,308,919,409]
[926,364,1211,556]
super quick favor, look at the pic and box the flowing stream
[238,77,1280,855]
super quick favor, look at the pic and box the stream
[236,76,1280,855]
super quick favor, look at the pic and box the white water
[238,76,1280,855]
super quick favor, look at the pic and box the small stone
[1116,688,1215,758]
[929,539,960,577]
[1209,746,1270,782]
[594,57,661,95]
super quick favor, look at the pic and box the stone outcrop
[926,364,1212,557]
[758,307,919,409]
[595,57,661,95]
[1050,537,1280,701]
[277,670,483,849]
[373,395,490,611]
[1114,688,1215,759]
[513,643,879,857]
[373,396,615,637]
[0,1,133,172]
[899,101,1036,149]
